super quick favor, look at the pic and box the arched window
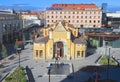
[39,50,43,57]
[45,30,47,35]
[89,20,91,23]
[81,16,83,18]
[81,51,84,57]
[81,25,83,27]
[77,51,80,57]
[74,31,76,35]
[93,25,96,27]
[36,50,39,57]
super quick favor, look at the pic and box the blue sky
[0,0,120,11]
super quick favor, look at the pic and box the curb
[95,55,102,64]
[2,66,17,82]
[24,67,29,82]
[0,72,10,82]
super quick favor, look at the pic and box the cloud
[12,4,29,7]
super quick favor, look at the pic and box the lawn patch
[98,56,116,65]
[5,67,27,82]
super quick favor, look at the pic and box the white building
[107,12,120,28]
[107,12,120,18]
[21,13,41,28]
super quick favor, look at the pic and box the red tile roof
[22,12,37,15]
[51,4,99,10]
[35,36,49,43]
[74,36,87,44]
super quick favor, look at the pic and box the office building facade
[0,9,23,44]
[45,4,102,28]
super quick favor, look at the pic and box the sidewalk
[1,43,120,82]
[0,43,32,81]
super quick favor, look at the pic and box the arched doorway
[53,41,64,58]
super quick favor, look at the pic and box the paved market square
[1,43,120,82]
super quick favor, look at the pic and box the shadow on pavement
[13,58,29,65]
[26,66,35,82]
[60,65,119,82]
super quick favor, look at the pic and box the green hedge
[99,56,116,65]
[5,67,27,82]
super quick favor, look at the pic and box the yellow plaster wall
[52,32,67,40]
[33,43,45,59]
[66,39,71,59]
[43,23,78,37]
[43,25,56,37]
[46,39,53,59]
[71,42,75,58]
[75,44,87,58]
[34,22,87,60]
[65,25,78,37]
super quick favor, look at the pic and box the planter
[98,55,116,65]
[4,67,27,82]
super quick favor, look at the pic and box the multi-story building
[21,12,41,28]
[107,12,120,28]
[45,4,102,28]
[37,11,45,26]
[0,9,23,44]
[102,3,107,13]
[101,3,108,27]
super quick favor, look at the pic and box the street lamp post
[16,48,21,82]
[17,48,21,67]
[105,41,108,55]
[107,48,110,80]
[46,66,52,82]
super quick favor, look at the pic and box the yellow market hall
[33,21,87,60]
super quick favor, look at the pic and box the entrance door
[54,41,64,58]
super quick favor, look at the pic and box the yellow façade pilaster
[75,29,78,37]
[83,45,87,57]
[43,28,46,36]
[46,39,53,59]
[71,42,75,59]
[66,39,71,59]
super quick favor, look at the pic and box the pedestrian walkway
[1,43,120,82]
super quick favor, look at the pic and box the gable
[54,22,66,32]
